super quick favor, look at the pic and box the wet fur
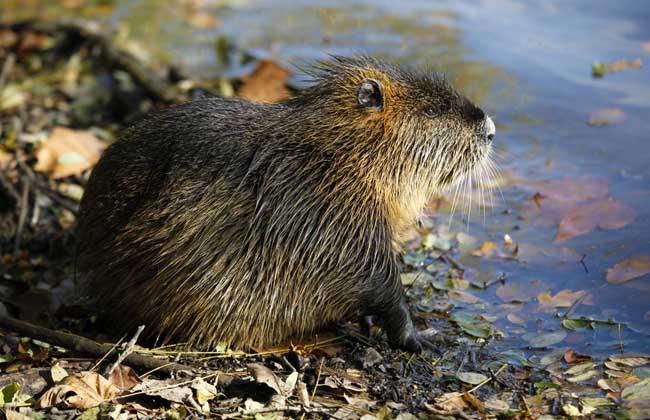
[77,56,492,350]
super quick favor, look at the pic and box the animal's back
[78,97,367,348]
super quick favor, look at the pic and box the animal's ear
[357,79,383,109]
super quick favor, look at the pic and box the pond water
[3,0,649,357]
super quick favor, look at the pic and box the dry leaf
[588,108,626,126]
[109,364,141,391]
[564,348,592,363]
[247,363,289,396]
[37,371,120,409]
[430,392,468,412]
[238,60,291,103]
[50,363,69,383]
[188,11,218,28]
[448,290,480,304]
[35,127,106,179]
[606,256,650,284]
[555,197,635,242]
[537,289,589,312]
[135,378,192,403]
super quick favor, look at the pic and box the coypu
[76,56,495,352]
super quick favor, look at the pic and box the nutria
[76,56,495,352]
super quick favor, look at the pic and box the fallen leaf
[555,197,635,241]
[135,378,192,404]
[606,256,650,284]
[588,108,626,126]
[191,378,217,406]
[448,290,480,304]
[188,11,218,28]
[37,371,120,409]
[456,371,488,385]
[34,127,106,179]
[50,363,69,383]
[507,313,526,325]
[238,60,292,103]
[109,364,141,391]
[592,58,642,78]
[462,391,485,412]
[247,363,290,396]
[430,392,467,412]
[622,378,650,400]
[609,354,650,367]
[564,349,592,363]
[537,289,588,312]
[524,331,567,348]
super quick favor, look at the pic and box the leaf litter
[0,17,648,420]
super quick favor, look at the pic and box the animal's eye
[422,107,437,119]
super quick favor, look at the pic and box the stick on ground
[0,315,194,377]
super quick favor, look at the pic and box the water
[3,0,649,356]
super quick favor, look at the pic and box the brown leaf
[247,363,290,396]
[34,127,106,179]
[607,58,643,73]
[588,108,626,126]
[237,60,291,103]
[555,197,635,242]
[188,11,218,29]
[462,392,485,413]
[537,289,589,312]
[606,256,650,284]
[37,371,120,409]
[448,290,480,304]
[109,364,141,391]
[0,29,18,49]
[564,348,592,363]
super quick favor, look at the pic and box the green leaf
[524,331,567,348]
[0,383,20,405]
[562,318,591,331]
[622,378,650,400]
[456,371,488,385]
[77,407,100,420]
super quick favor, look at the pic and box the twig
[579,254,589,273]
[90,334,125,372]
[103,325,145,378]
[13,177,30,255]
[0,315,194,376]
[224,405,338,418]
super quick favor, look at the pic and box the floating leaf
[565,361,597,376]
[564,348,592,363]
[537,289,587,312]
[507,313,526,325]
[524,331,567,348]
[555,197,635,242]
[588,108,626,126]
[606,256,650,284]
[592,58,642,78]
[456,372,488,385]
[451,312,492,338]
[609,354,650,367]
[622,378,650,400]
[562,318,592,331]
[448,290,480,304]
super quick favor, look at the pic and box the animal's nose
[486,116,496,142]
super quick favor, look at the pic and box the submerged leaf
[606,256,650,284]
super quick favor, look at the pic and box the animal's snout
[485,116,496,142]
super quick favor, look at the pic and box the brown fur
[76,56,494,351]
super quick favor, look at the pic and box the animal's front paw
[400,328,437,353]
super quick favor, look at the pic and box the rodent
[76,56,496,352]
